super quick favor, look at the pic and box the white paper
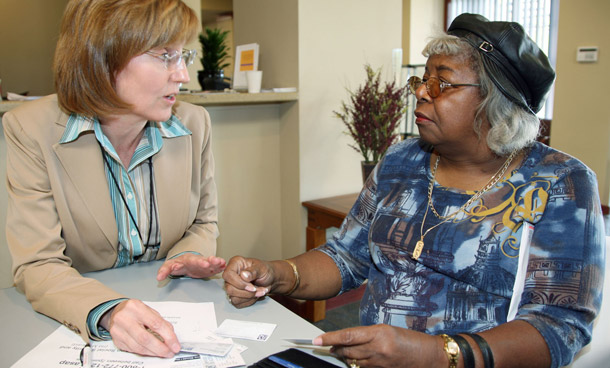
[143,301,217,342]
[507,222,534,321]
[215,319,276,341]
[180,331,233,356]
[11,301,246,368]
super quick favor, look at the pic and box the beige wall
[551,0,610,206]
[233,0,298,90]
[208,104,285,261]
[408,0,444,65]
[231,0,300,258]
[298,0,403,202]
[0,0,68,96]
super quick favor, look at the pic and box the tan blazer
[3,95,219,342]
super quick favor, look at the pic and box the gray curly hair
[422,35,540,155]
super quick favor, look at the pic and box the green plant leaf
[199,27,231,74]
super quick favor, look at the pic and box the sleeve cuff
[87,298,128,340]
[168,251,201,260]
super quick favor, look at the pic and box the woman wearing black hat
[222,14,605,368]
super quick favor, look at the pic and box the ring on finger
[349,359,360,368]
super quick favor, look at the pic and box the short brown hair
[54,0,199,117]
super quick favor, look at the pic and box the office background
[0,0,609,290]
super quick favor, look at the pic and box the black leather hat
[448,13,555,114]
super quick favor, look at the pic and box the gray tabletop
[0,261,344,367]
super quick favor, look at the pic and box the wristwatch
[440,334,460,368]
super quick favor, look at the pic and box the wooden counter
[0,91,298,115]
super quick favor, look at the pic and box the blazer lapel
[53,132,118,247]
[154,135,192,250]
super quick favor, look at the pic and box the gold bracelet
[282,259,300,295]
[440,334,460,368]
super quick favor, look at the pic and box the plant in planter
[198,27,231,91]
[334,64,409,182]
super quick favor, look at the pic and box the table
[301,193,359,322]
[0,261,343,367]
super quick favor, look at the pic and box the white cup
[246,70,263,93]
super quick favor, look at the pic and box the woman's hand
[156,254,226,281]
[222,256,276,308]
[313,324,441,368]
[101,299,181,358]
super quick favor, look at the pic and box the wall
[0,0,69,96]
[298,0,403,202]
[408,0,445,65]
[294,0,402,257]
[233,0,298,90]
[551,0,610,206]
[208,104,285,261]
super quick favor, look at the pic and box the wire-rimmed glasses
[145,49,197,71]
[407,76,480,98]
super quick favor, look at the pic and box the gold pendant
[413,240,424,260]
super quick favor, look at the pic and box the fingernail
[254,288,268,297]
[241,271,251,279]
[245,285,257,292]
[312,336,322,346]
[171,343,181,353]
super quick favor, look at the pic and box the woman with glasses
[223,13,605,368]
[3,0,225,358]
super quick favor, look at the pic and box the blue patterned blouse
[317,139,605,368]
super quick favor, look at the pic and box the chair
[567,236,610,367]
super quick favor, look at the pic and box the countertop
[0,91,298,115]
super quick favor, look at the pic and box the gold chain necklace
[412,150,519,260]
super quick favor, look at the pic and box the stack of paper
[11,302,278,368]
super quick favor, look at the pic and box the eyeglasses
[145,49,197,71]
[407,76,480,98]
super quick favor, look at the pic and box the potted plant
[334,64,409,182]
[198,27,231,91]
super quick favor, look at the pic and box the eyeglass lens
[408,77,441,98]
[180,50,195,67]
[158,49,196,70]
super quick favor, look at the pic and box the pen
[80,343,92,368]
[146,326,165,342]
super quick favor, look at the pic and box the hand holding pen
[100,299,181,358]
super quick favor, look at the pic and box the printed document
[11,301,246,368]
